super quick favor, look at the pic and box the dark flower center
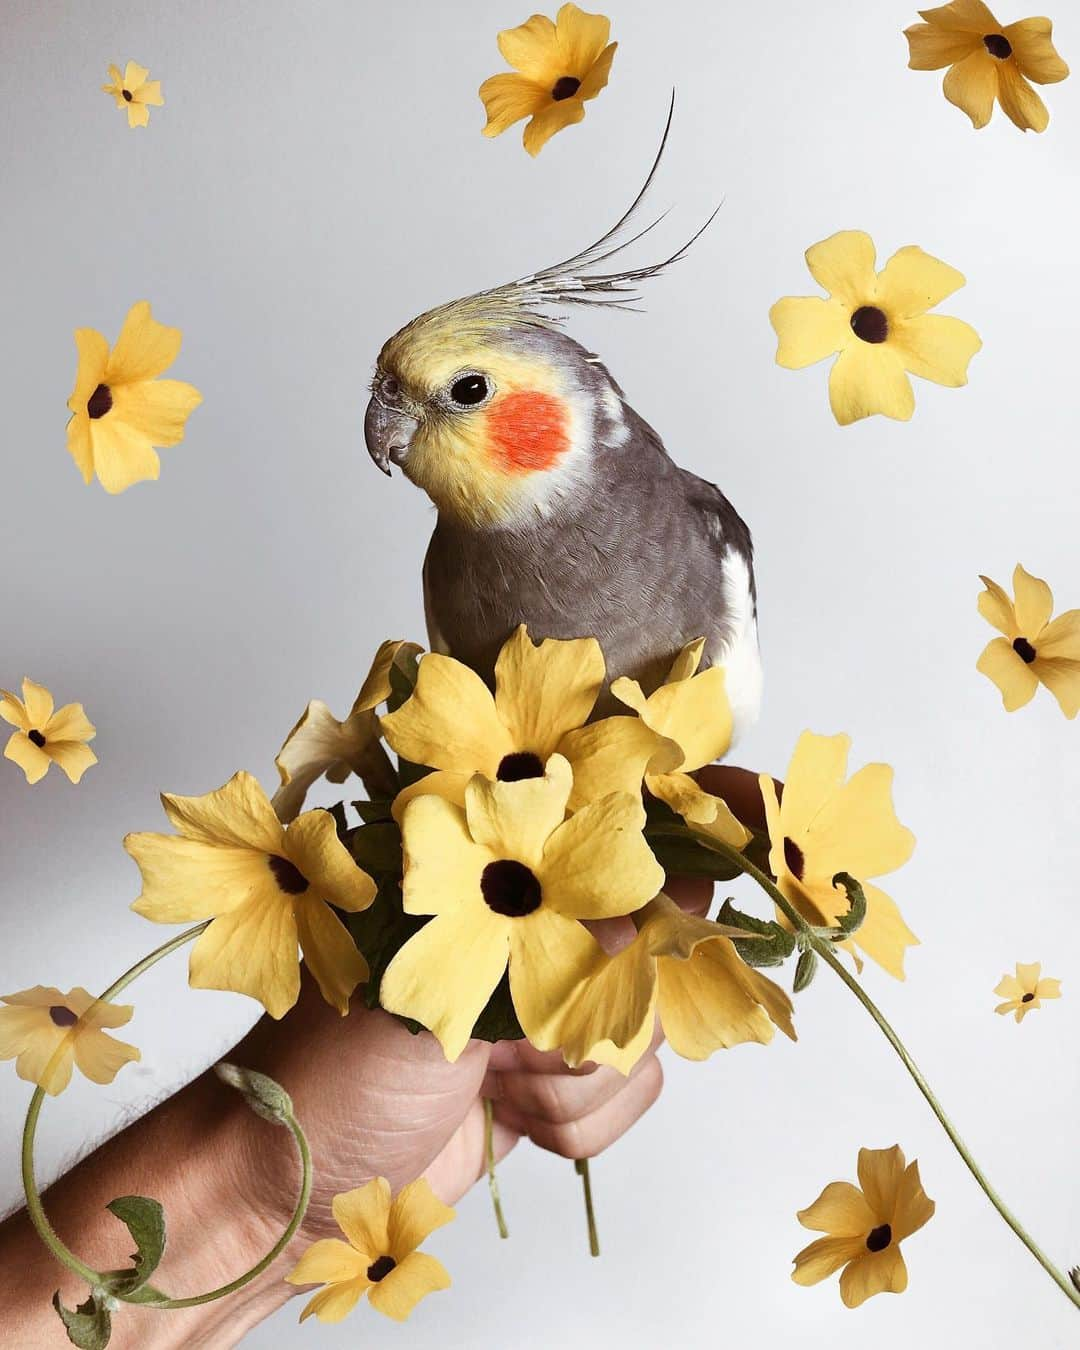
[850,306,889,345]
[366,1255,396,1282]
[1021,992,1035,1003]
[866,1223,892,1252]
[49,1005,79,1028]
[268,855,309,895]
[1013,637,1037,664]
[481,859,542,918]
[783,836,805,881]
[28,729,47,748]
[552,75,582,101]
[122,88,134,101]
[984,33,1013,60]
[87,383,113,419]
[496,751,545,782]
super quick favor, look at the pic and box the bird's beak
[364,397,419,477]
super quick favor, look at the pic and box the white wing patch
[709,547,763,743]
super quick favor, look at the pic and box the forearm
[0,1069,300,1349]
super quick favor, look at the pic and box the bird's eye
[381,375,401,401]
[449,374,490,408]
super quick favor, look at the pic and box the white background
[2,1,1078,1345]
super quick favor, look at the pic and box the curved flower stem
[574,1159,600,1257]
[697,832,1080,1312]
[484,1097,509,1240]
[21,921,315,1310]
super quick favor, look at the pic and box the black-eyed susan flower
[769,231,982,426]
[379,754,663,1061]
[995,961,1061,1021]
[759,733,917,979]
[905,3,1069,132]
[792,1145,935,1308]
[286,1177,453,1323]
[479,4,616,156]
[273,640,422,822]
[66,301,202,494]
[381,625,617,817]
[102,62,164,128]
[977,566,1080,718]
[0,678,97,785]
[125,771,376,1018]
[556,893,796,1074]
[0,986,139,1096]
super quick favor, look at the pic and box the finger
[424,1096,520,1206]
[693,764,774,830]
[493,1053,664,1160]
[485,1039,600,1076]
[664,873,713,917]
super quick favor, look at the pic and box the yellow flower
[380,755,664,1061]
[792,1145,935,1308]
[102,61,164,128]
[759,733,917,979]
[977,565,1080,718]
[479,3,617,156]
[0,986,139,1096]
[286,1177,453,1323]
[994,961,1061,1021]
[125,771,376,1018]
[769,231,982,426]
[905,3,1069,132]
[0,678,97,785]
[381,625,619,817]
[66,301,202,494]
[555,893,796,1074]
[273,640,423,823]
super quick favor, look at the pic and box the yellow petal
[977,637,1039,711]
[777,732,850,844]
[770,296,851,369]
[287,1237,368,1286]
[123,61,150,89]
[508,904,605,1049]
[497,13,560,82]
[390,768,473,821]
[893,313,982,390]
[86,416,159,493]
[494,627,604,760]
[188,894,301,1018]
[162,770,284,852]
[878,245,967,319]
[977,574,1016,637]
[799,762,914,883]
[66,989,134,1030]
[523,97,586,156]
[797,1180,877,1236]
[1038,610,1080,660]
[1015,961,1041,991]
[554,4,611,73]
[559,715,679,812]
[367,1251,450,1322]
[380,654,509,778]
[127,835,269,922]
[657,935,792,1059]
[994,973,1022,998]
[73,1027,140,1084]
[298,1279,368,1324]
[649,772,752,849]
[273,700,362,823]
[108,379,201,448]
[68,328,110,412]
[387,1178,455,1260]
[857,1145,905,1221]
[400,796,489,918]
[943,48,999,128]
[4,732,53,784]
[1005,18,1070,84]
[791,1234,864,1286]
[1034,977,1062,1000]
[665,638,706,683]
[629,665,732,771]
[21,678,54,726]
[996,63,1049,132]
[0,690,29,730]
[842,881,919,980]
[1012,564,1054,637]
[464,755,572,869]
[105,302,181,384]
[829,341,915,425]
[917,1,1000,33]
[333,1178,392,1258]
[136,80,164,106]
[46,702,96,742]
[577,41,616,101]
[539,793,662,920]
[284,809,376,913]
[46,741,98,784]
[480,73,548,137]
[1034,657,1080,719]
[904,22,980,68]
[66,411,93,483]
[295,899,368,1015]
[355,640,423,713]
[379,908,509,1061]
[550,932,657,1073]
[17,1032,76,1096]
[892,1159,935,1241]
[840,1246,908,1307]
[805,231,878,307]
[126,101,151,129]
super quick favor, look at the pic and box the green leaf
[793,949,818,993]
[347,878,426,1010]
[326,800,350,837]
[386,648,421,713]
[831,873,867,938]
[646,834,746,882]
[348,821,403,876]
[52,1291,111,1349]
[99,1271,169,1304]
[352,799,394,824]
[214,1064,294,1126]
[470,971,525,1043]
[105,1196,165,1286]
[716,900,796,968]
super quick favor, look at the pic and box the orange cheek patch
[485,391,570,473]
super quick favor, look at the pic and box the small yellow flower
[479,3,617,156]
[977,565,1080,718]
[125,771,376,1018]
[994,961,1061,1021]
[286,1177,453,1323]
[555,893,796,1074]
[102,62,164,128]
[0,678,97,785]
[273,640,423,822]
[792,1145,935,1308]
[66,301,202,495]
[380,755,664,1061]
[905,3,1069,132]
[0,986,139,1096]
[769,231,982,426]
[381,625,618,818]
[760,733,917,980]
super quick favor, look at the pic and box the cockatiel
[364,120,762,735]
